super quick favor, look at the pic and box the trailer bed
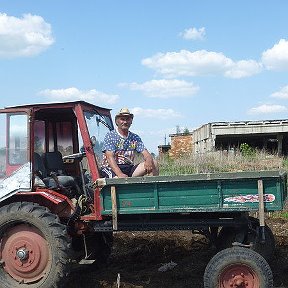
[99,170,287,215]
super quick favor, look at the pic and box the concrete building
[193,119,288,155]
[158,119,288,158]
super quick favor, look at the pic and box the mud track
[67,218,288,288]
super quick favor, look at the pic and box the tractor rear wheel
[0,202,71,288]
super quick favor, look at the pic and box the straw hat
[115,108,134,119]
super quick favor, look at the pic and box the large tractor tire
[204,247,273,288]
[0,202,71,288]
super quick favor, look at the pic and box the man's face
[116,116,133,130]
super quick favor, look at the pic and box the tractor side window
[8,114,28,165]
[56,122,73,156]
[34,120,45,154]
[48,122,54,152]
[47,122,73,156]
[0,114,6,178]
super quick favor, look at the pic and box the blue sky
[1,1,288,153]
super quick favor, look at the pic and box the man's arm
[105,150,128,178]
[142,149,156,174]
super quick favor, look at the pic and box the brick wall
[168,134,193,158]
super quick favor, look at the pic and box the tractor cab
[0,101,113,219]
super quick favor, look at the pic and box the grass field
[159,150,286,175]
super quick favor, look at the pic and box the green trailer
[96,170,287,288]
[98,170,286,229]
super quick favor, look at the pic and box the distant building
[158,119,288,157]
[158,144,171,158]
[158,132,193,158]
[193,119,288,155]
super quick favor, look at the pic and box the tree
[183,127,190,135]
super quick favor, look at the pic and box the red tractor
[0,100,277,288]
[0,101,114,287]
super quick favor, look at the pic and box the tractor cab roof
[0,100,111,115]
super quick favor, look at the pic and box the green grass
[275,211,288,219]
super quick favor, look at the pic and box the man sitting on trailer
[100,108,158,178]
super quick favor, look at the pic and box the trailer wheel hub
[220,265,259,287]
[1,224,50,283]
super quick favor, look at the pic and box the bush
[240,143,256,158]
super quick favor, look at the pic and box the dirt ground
[67,218,288,288]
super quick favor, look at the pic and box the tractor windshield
[84,111,113,163]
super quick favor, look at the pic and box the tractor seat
[43,151,67,176]
[34,152,81,197]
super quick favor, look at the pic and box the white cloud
[142,50,262,79]
[180,27,206,40]
[225,60,263,79]
[119,79,199,98]
[271,85,288,99]
[39,87,119,105]
[0,13,54,58]
[262,39,288,71]
[248,104,287,115]
[130,107,181,120]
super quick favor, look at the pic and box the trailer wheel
[203,247,273,288]
[0,202,71,288]
[216,223,275,261]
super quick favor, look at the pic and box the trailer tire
[216,223,275,261]
[203,247,273,288]
[0,202,71,288]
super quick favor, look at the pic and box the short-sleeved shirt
[101,130,145,168]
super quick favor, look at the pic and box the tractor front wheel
[0,202,71,288]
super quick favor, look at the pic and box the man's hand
[142,149,155,174]
[116,172,129,178]
[144,157,154,174]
